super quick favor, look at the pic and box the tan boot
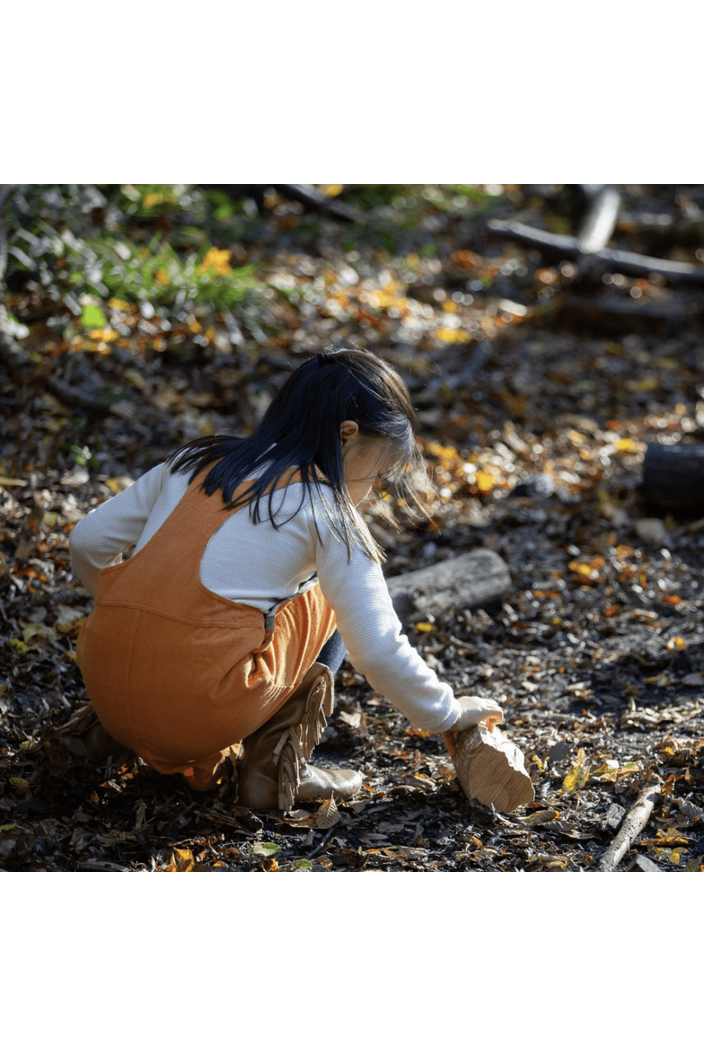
[237,662,363,811]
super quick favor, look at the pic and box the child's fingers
[453,696,504,732]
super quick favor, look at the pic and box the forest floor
[1,183,703,872]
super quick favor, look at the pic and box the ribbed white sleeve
[69,463,462,734]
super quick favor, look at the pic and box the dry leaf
[313,795,340,830]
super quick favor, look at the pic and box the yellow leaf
[592,760,619,782]
[615,437,645,453]
[562,763,590,792]
[105,476,134,494]
[142,192,165,210]
[654,828,690,847]
[434,327,471,344]
[571,562,596,578]
[197,247,232,277]
[667,636,687,651]
[87,328,119,342]
[155,269,170,285]
[10,777,30,793]
[523,808,559,826]
[414,621,437,634]
[475,470,494,493]
[170,848,195,871]
[108,297,131,310]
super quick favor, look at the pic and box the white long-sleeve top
[69,462,463,735]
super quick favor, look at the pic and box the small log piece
[386,550,512,624]
[642,442,704,511]
[453,723,534,813]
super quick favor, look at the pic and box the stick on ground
[599,776,662,872]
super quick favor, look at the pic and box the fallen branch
[599,775,661,871]
[200,183,365,224]
[487,217,704,285]
[0,320,117,412]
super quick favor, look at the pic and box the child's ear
[340,420,360,446]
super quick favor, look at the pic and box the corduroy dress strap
[94,467,303,633]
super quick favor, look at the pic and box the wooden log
[599,776,661,871]
[386,550,512,624]
[642,442,704,511]
[453,723,534,813]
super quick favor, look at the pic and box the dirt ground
[1,184,703,871]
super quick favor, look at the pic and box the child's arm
[69,463,169,596]
[315,518,501,737]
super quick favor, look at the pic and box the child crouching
[69,348,503,809]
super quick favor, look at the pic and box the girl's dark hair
[166,347,428,561]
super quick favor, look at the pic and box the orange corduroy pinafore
[75,469,336,781]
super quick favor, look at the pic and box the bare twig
[599,775,662,871]
[200,183,365,224]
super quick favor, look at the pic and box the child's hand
[442,696,504,758]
